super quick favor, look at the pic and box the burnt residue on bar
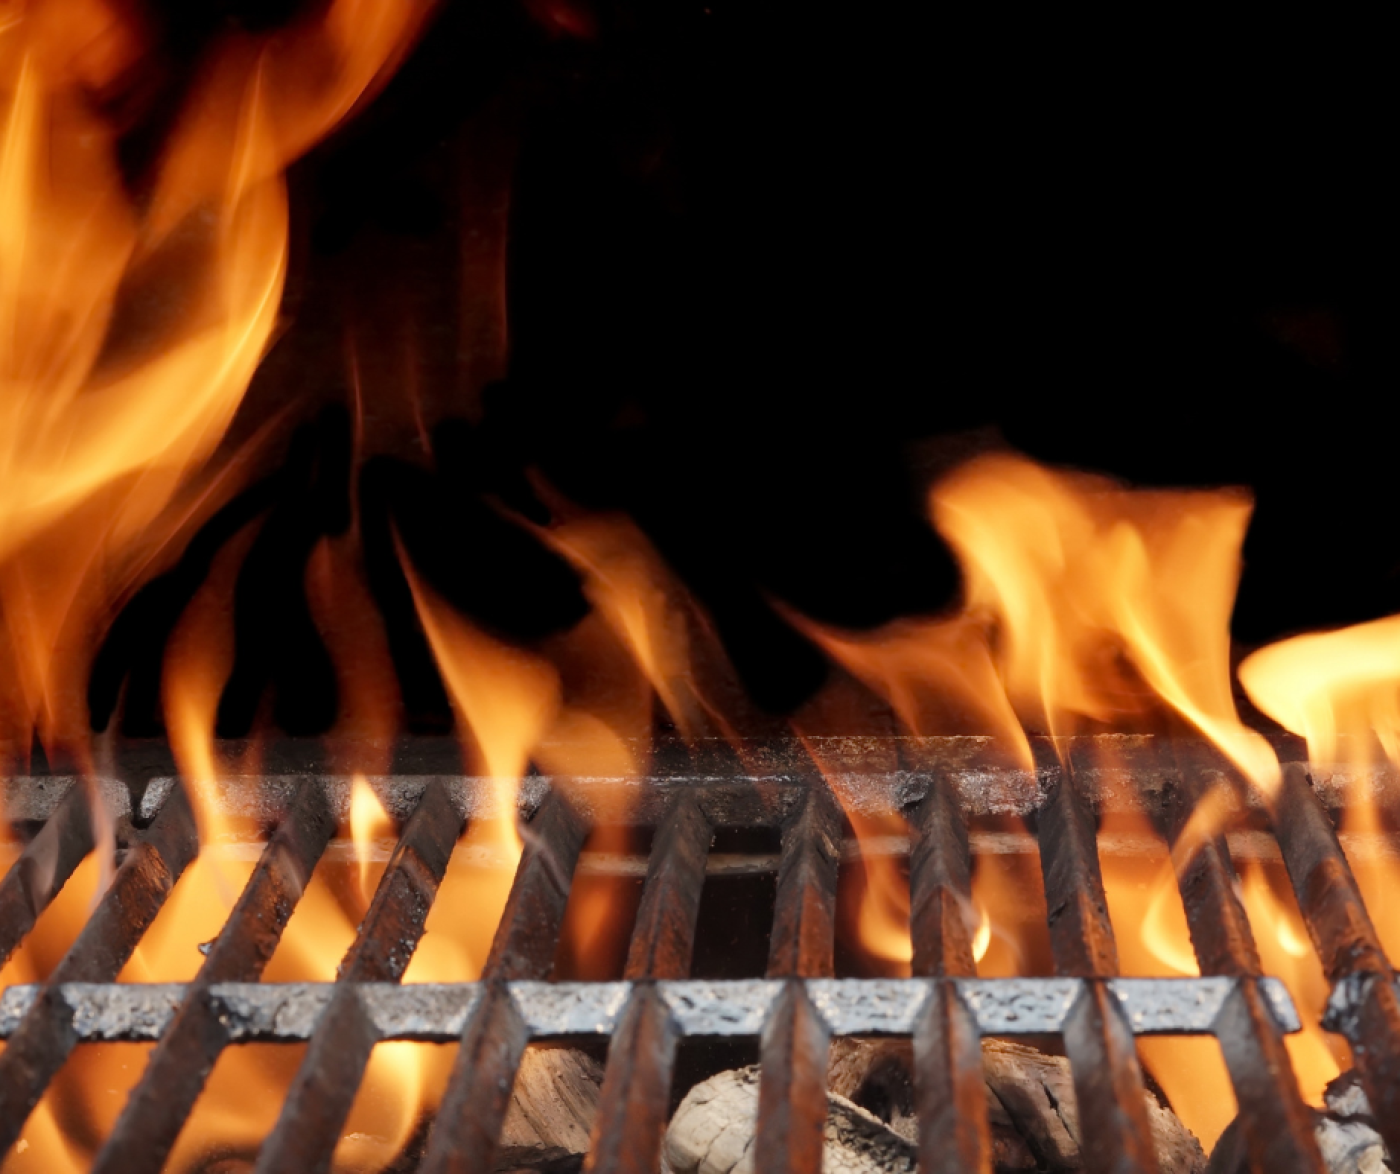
[252,778,464,1174]
[1156,755,1326,1173]
[0,781,199,1159]
[90,780,336,1174]
[1035,754,1160,1174]
[584,795,713,1174]
[907,775,991,1173]
[418,789,589,1174]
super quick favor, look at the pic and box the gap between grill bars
[1,737,1398,1174]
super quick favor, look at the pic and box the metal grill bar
[1272,761,1400,1163]
[1160,758,1326,1172]
[1037,760,1159,1174]
[754,781,842,1174]
[0,977,1302,1041]
[0,781,95,969]
[91,781,335,1174]
[252,778,465,1174]
[418,790,589,1174]
[0,782,198,1157]
[908,776,990,1173]
[0,746,1375,1171]
[585,795,712,1174]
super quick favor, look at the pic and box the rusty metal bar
[908,773,976,978]
[0,782,198,1159]
[1036,759,1159,1174]
[91,780,335,1174]
[1271,761,1400,1162]
[753,781,841,1174]
[1272,762,1390,980]
[0,782,95,969]
[915,984,987,1174]
[419,790,589,1174]
[765,781,842,980]
[585,796,713,1174]
[1157,760,1326,1173]
[908,776,990,1172]
[251,779,464,1174]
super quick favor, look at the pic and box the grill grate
[2,741,1398,1174]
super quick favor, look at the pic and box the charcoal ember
[1314,1072,1393,1174]
[827,1037,1205,1174]
[1206,1070,1393,1174]
[492,1045,605,1173]
[662,1065,917,1174]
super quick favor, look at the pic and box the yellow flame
[932,453,1279,793]
[349,773,393,906]
[0,0,430,764]
[971,899,991,963]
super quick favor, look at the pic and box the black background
[90,2,1400,736]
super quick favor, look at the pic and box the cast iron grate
[2,741,1397,1174]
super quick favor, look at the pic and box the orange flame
[349,773,393,905]
[1240,618,1400,960]
[1236,860,1345,1106]
[932,454,1278,792]
[3,0,436,1166]
[0,0,431,765]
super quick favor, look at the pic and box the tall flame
[932,453,1278,792]
[1241,617,1400,962]
[0,0,431,762]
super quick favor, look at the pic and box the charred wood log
[493,1046,606,1173]
[662,1066,915,1174]
[1207,1071,1395,1174]
[669,1037,1207,1174]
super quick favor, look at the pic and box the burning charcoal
[1313,1071,1394,1174]
[662,1065,917,1174]
[1206,1071,1394,1174]
[826,1036,1205,1173]
[982,1040,1206,1174]
[493,1045,605,1173]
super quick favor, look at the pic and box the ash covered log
[1207,1071,1396,1174]
[664,1038,1207,1174]
[662,1066,915,1174]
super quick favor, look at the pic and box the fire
[539,510,734,745]
[932,454,1277,792]
[398,554,545,981]
[0,0,431,768]
[1235,860,1346,1106]
[349,773,393,904]
[1240,618,1400,959]
[1096,805,1242,1150]
[2,0,438,1165]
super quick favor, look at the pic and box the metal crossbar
[0,738,1395,1174]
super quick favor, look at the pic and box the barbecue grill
[3,736,1393,1173]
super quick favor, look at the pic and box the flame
[0,0,431,767]
[306,532,404,775]
[1093,805,1246,1150]
[791,677,917,973]
[931,454,1278,793]
[2,0,436,1163]
[1236,861,1345,1106]
[968,822,1050,978]
[970,898,991,962]
[539,511,730,744]
[398,551,553,983]
[349,773,393,905]
[1240,615,1400,978]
